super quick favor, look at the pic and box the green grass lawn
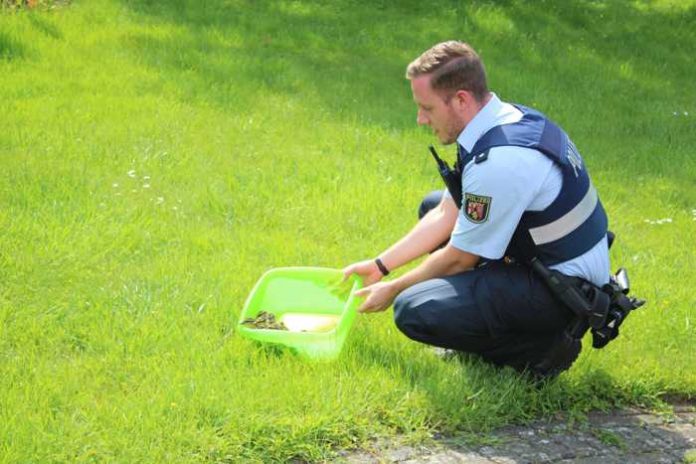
[1,0,695,462]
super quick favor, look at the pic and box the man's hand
[342,259,384,287]
[354,281,399,313]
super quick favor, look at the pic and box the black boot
[529,330,582,380]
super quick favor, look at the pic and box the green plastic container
[238,267,363,360]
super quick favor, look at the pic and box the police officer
[343,41,611,378]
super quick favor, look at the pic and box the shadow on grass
[0,31,28,61]
[346,329,542,432]
[27,12,63,39]
[112,0,694,130]
[345,320,675,435]
[105,0,696,201]
[115,0,428,130]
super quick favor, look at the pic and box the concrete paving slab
[337,404,695,464]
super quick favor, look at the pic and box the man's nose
[417,110,429,125]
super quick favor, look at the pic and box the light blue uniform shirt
[446,94,610,286]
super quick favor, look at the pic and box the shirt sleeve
[449,146,557,259]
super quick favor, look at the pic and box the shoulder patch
[463,193,492,223]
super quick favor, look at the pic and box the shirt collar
[456,93,508,153]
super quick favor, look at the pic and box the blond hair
[406,41,488,101]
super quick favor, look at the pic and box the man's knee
[393,287,441,343]
[418,190,445,219]
[393,291,419,338]
[392,279,488,350]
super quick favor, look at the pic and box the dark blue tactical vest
[459,105,608,265]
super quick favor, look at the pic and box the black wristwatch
[375,257,390,276]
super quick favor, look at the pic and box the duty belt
[531,259,645,349]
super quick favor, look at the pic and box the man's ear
[453,89,474,108]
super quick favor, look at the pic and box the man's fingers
[354,287,370,297]
[355,286,371,312]
[341,265,355,283]
[359,302,382,313]
[358,298,377,313]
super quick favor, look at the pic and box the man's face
[410,75,466,145]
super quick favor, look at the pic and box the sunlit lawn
[1,0,694,461]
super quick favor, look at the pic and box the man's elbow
[446,245,480,273]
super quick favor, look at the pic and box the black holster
[531,258,645,349]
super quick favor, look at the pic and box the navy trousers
[393,190,575,372]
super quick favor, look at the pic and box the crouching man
[343,41,614,378]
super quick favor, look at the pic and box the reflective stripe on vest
[461,104,608,265]
[529,183,598,245]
